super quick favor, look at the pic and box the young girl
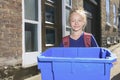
[60,8,99,47]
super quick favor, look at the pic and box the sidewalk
[24,74,41,80]
[109,43,120,80]
[25,43,120,80]
[108,43,120,52]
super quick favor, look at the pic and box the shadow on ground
[111,73,120,80]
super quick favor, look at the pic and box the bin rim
[38,47,117,63]
[38,55,117,63]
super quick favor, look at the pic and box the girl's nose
[75,20,79,24]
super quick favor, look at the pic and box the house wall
[101,0,119,47]
[0,0,39,79]
[0,0,26,79]
[0,0,22,64]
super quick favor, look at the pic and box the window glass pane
[45,5,55,23]
[106,0,110,22]
[113,4,116,25]
[25,23,38,52]
[66,0,71,6]
[66,8,70,26]
[46,29,55,44]
[24,0,38,21]
[66,27,71,35]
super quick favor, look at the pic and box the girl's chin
[72,28,82,32]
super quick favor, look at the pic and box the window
[113,4,117,26]
[42,0,62,49]
[66,0,72,6]
[65,0,72,27]
[66,8,71,26]
[106,0,110,23]
[25,0,38,21]
[25,23,38,52]
[45,5,55,23]
[23,0,42,67]
[62,0,72,36]
[44,0,56,47]
[46,28,55,44]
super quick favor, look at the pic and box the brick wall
[0,0,22,66]
[101,0,119,47]
[0,0,26,79]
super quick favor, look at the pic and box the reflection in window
[106,0,110,23]
[66,0,71,6]
[46,29,55,44]
[25,23,38,52]
[66,8,70,26]
[45,5,55,23]
[113,4,117,25]
[24,0,38,21]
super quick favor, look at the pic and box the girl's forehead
[71,12,83,16]
[71,12,79,15]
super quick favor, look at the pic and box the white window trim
[113,25,117,29]
[106,22,112,27]
[47,0,55,3]
[22,0,42,68]
[62,0,72,37]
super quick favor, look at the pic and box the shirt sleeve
[91,35,99,47]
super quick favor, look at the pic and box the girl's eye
[71,19,82,22]
[78,20,82,22]
[71,20,75,22]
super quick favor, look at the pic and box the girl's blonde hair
[69,7,87,30]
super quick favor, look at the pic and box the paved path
[109,43,120,80]
[25,43,120,80]
[24,74,41,80]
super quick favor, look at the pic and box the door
[84,0,101,46]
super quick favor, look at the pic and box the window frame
[62,0,72,37]
[22,0,42,68]
[44,0,57,47]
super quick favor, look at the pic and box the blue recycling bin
[37,47,116,80]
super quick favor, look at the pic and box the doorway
[84,0,101,46]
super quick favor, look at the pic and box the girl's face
[70,12,85,32]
